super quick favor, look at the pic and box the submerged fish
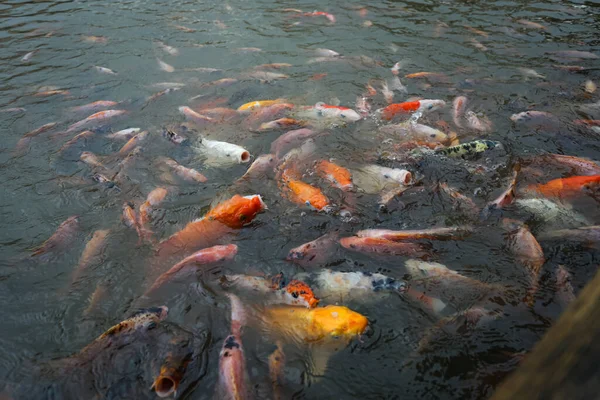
[67,110,127,132]
[237,99,285,112]
[340,236,428,258]
[286,231,339,268]
[31,216,80,258]
[453,96,468,128]
[436,140,500,158]
[555,265,575,308]
[70,100,119,113]
[158,157,208,183]
[215,294,251,400]
[379,122,448,143]
[237,154,276,182]
[80,306,169,353]
[151,341,191,398]
[146,245,238,295]
[69,229,110,287]
[357,226,472,241]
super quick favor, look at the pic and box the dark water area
[0,0,599,398]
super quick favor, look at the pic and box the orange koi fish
[381,99,445,120]
[280,168,330,210]
[237,99,285,112]
[315,160,353,190]
[530,175,600,199]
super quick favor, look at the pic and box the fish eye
[239,214,246,221]
[341,114,346,118]
[430,133,436,138]
[291,292,299,298]
[305,200,311,205]
[427,104,433,110]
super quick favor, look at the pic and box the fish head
[383,169,412,185]
[307,191,330,211]
[151,366,182,398]
[219,334,243,358]
[510,111,530,122]
[311,306,368,339]
[339,108,362,122]
[283,279,320,308]
[419,100,446,113]
[208,194,266,228]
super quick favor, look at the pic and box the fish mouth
[240,151,251,163]
[152,376,177,398]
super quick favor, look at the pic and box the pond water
[0,0,599,398]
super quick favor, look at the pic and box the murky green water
[0,0,599,398]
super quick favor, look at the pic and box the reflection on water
[0,0,598,398]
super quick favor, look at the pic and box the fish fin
[269,272,286,289]
[305,347,333,384]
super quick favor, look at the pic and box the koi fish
[158,195,265,256]
[510,110,558,125]
[179,106,215,125]
[502,219,544,303]
[155,41,179,56]
[157,58,175,72]
[106,127,141,140]
[215,294,251,400]
[237,154,276,182]
[162,129,188,145]
[13,122,58,154]
[145,245,238,296]
[286,231,339,268]
[452,96,468,128]
[305,11,336,23]
[67,109,127,132]
[379,122,448,143]
[516,19,546,30]
[263,304,367,343]
[538,226,600,246]
[237,99,285,112]
[404,287,448,315]
[465,111,493,132]
[241,71,289,82]
[70,100,119,113]
[193,137,251,165]
[69,229,110,287]
[244,103,294,131]
[117,130,148,156]
[295,269,407,302]
[315,160,353,190]
[123,202,143,241]
[436,139,500,158]
[146,87,180,103]
[254,63,293,70]
[549,50,598,60]
[94,66,117,75]
[300,102,362,122]
[261,305,367,378]
[356,226,472,241]
[221,274,319,308]
[279,168,330,211]
[151,342,191,398]
[271,129,319,160]
[158,157,208,183]
[380,99,446,120]
[31,216,80,258]
[80,306,168,353]
[258,117,306,132]
[529,175,600,199]
[339,236,429,258]
[138,188,168,243]
[481,164,519,219]
[405,72,448,80]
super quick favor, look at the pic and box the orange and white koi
[380,99,445,120]
[178,106,215,125]
[117,130,148,156]
[122,202,143,241]
[70,229,110,287]
[258,117,306,132]
[221,273,319,308]
[452,96,468,128]
[139,187,168,243]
